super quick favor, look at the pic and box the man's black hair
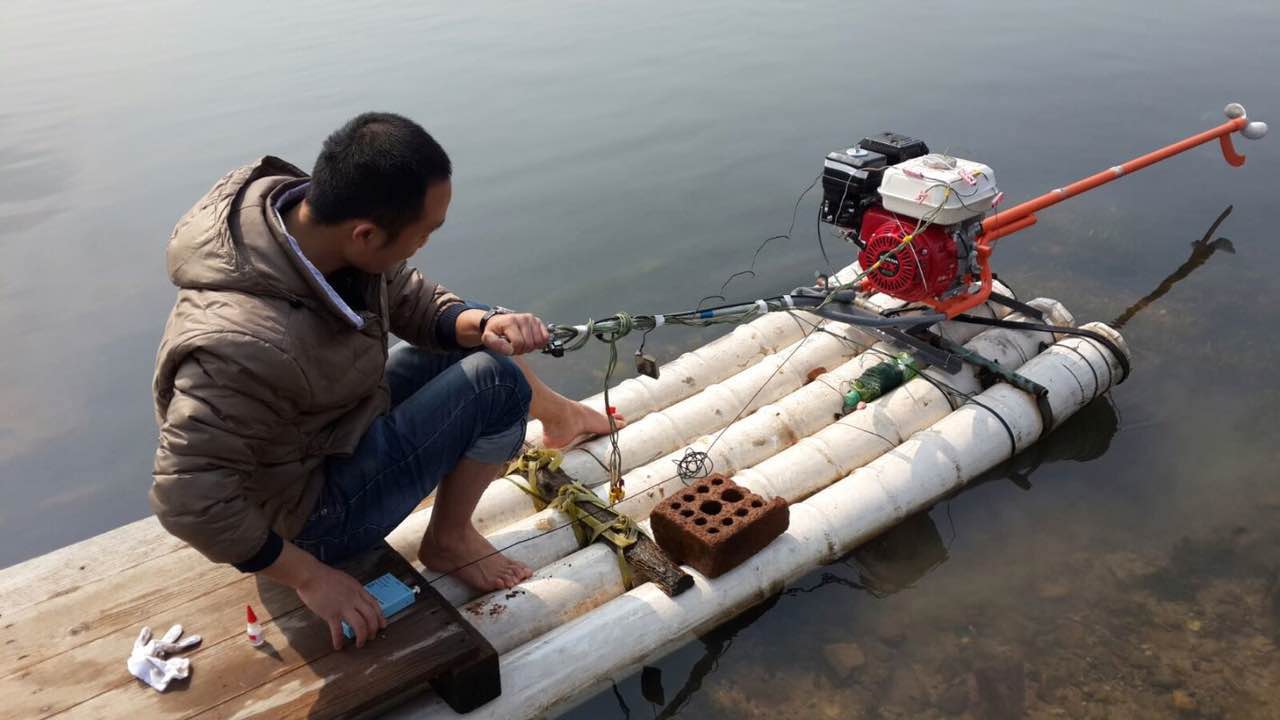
[307,112,451,238]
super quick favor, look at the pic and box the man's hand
[260,542,386,650]
[482,312,550,356]
[296,563,387,650]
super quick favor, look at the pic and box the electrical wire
[699,174,822,309]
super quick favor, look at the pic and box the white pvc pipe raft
[450,300,1071,642]
[387,313,868,559]
[388,278,1011,562]
[424,295,1021,605]
[400,322,1129,720]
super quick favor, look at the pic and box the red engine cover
[856,206,959,302]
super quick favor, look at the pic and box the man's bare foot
[540,399,626,449]
[418,525,533,592]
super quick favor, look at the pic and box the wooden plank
[0,497,436,679]
[191,620,470,720]
[0,547,245,678]
[53,543,498,719]
[0,567,305,719]
[0,517,184,614]
[536,469,693,597]
[0,500,431,618]
[0,502,440,715]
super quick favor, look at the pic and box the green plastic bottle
[842,352,918,414]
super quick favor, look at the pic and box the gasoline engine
[820,133,1000,303]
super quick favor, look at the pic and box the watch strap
[478,306,510,336]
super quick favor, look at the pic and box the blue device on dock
[342,573,419,642]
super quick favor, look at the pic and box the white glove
[126,624,202,692]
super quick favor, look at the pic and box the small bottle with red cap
[246,604,264,646]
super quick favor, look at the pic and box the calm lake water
[3,0,1279,716]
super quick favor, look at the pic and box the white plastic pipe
[451,300,1070,640]
[428,297,1045,606]
[519,261,870,447]
[523,309,805,448]
[401,323,1129,720]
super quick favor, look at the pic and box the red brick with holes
[649,473,790,578]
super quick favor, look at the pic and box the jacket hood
[166,156,320,304]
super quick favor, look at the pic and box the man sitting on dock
[149,112,617,649]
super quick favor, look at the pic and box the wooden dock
[0,518,498,718]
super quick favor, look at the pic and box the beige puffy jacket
[150,156,462,567]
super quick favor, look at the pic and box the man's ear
[350,222,385,255]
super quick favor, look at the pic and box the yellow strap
[614,545,634,590]
[504,448,565,511]
[506,456,639,588]
[549,482,640,552]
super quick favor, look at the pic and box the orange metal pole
[983,116,1248,235]
[927,214,1039,317]
[926,113,1254,318]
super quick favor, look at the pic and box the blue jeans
[292,344,532,565]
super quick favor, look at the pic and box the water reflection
[638,596,782,719]
[1110,205,1236,329]
[978,394,1119,493]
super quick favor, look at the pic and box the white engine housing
[877,154,999,225]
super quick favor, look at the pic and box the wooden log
[535,468,692,598]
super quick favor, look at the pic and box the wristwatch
[477,306,511,336]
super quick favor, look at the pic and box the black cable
[611,681,632,719]
[951,314,1130,383]
[1060,343,1102,399]
[783,310,1018,453]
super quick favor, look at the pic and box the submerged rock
[1103,551,1157,584]
[821,641,866,679]
[1037,580,1073,600]
[885,666,928,711]
[974,657,1026,720]
[876,622,908,647]
[1150,666,1180,690]
[935,681,970,715]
